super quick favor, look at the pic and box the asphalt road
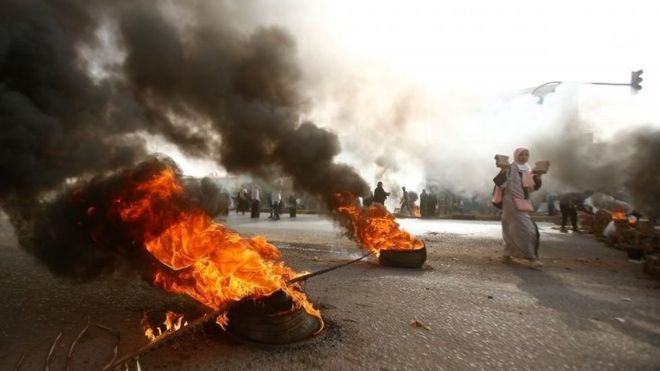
[1,212,659,370]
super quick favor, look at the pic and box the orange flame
[611,210,627,221]
[143,311,188,342]
[112,167,321,333]
[333,192,424,254]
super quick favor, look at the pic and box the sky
[154,0,660,196]
[281,0,657,90]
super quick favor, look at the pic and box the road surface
[1,213,659,370]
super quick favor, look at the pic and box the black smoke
[535,125,660,220]
[625,130,660,220]
[6,158,182,281]
[1,0,367,200]
[115,2,368,199]
[1,0,368,278]
[0,0,146,199]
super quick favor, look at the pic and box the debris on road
[409,320,431,331]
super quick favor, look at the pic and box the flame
[215,312,229,330]
[333,192,424,254]
[111,167,321,335]
[611,210,627,221]
[143,311,188,342]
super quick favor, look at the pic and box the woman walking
[493,148,543,267]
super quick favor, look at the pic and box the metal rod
[286,251,374,285]
[104,305,229,370]
[104,252,373,370]
[586,82,630,86]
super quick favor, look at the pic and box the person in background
[373,181,390,207]
[288,193,297,218]
[271,189,282,220]
[400,186,411,216]
[237,187,248,215]
[546,194,557,216]
[493,147,543,268]
[559,191,590,233]
[250,185,260,218]
[428,191,437,217]
[363,192,374,207]
[420,189,428,218]
[268,191,274,219]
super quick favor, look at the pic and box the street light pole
[585,82,631,87]
[531,70,643,104]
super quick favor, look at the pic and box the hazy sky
[279,0,658,91]
[160,0,659,192]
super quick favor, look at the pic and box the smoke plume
[534,123,660,219]
[115,2,368,199]
[1,0,368,279]
[6,158,182,281]
[0,0,146,199]
[626,130,660,220]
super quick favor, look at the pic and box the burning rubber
[227,290,323,345]
[378,242,427,269]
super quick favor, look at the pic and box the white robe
[501,164,539,259]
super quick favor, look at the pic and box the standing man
[400,186,411,216]
[420,189,428,218]
[547,193,557,216]
[288,193,297,218]
[428,191,437,217]
[271,189,282,220]
[559,192,588,233]
[373,181,390,208]
[250,184,260,218]
[237,187,248,215]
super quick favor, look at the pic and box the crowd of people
[368,182,469,218]
[234,185,297,221]
[208,145,649,271]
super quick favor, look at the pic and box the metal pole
[532,80,632,95]
[286,251,374,284]
[585,82,631,86]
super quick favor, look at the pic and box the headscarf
[513,147,535,189]
[513,147,531,172]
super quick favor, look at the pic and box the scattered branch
[66,322,90,370]
[14,351,28,371]
[103,306,229,370]
[66,321,120,371]
[44,332,63,371]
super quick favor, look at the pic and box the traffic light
[630,70,643,91]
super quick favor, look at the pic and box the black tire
[378,244,427,269]
[227,290,323,345]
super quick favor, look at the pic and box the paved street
[1,213,659,370]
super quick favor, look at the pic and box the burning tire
[227,290,323,345]
[378,243,427,269]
